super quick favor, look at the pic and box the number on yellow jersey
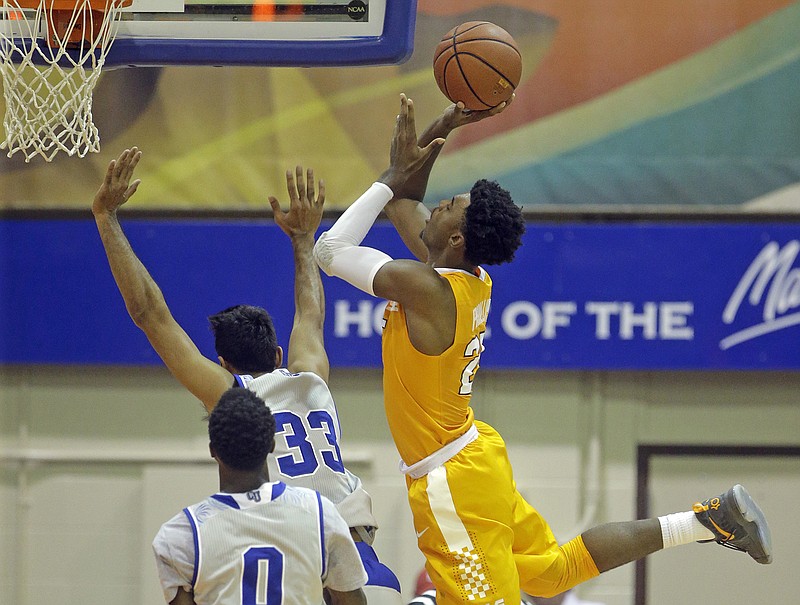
[459,331,486,395]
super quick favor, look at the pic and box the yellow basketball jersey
[382,267,492,465]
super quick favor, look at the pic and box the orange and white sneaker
[693,484,773,564]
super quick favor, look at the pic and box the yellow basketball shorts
[406,421,599,604]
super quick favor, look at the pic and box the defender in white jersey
[153,388,367,605]
[232,369,376,535]
[94,151,400,601]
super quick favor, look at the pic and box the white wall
[1,366,798,604]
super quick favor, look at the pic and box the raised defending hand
[92,147,142,216]
[269,165,325,239]
[382,94,445,191]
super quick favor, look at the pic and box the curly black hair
[463,179,525,266]
[208,305,278,374]
[208,388,275,471]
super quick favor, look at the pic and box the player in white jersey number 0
[153,387,367,604]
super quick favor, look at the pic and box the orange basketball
[433,21,522,111]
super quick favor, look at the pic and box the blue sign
[1,219,799,369]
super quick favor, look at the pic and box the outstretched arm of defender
[92,148,232,411]
[269,166,329,382]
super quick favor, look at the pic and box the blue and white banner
[1,219,799,369]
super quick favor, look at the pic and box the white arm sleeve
[314,182,395,296]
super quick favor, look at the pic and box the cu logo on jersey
[246,489,262,503]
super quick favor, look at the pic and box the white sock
[658,511,715,549]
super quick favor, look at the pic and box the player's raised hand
[382,94,445,190]
[92,147,142,216]
[441,93,515,130]
[269,165,325,239]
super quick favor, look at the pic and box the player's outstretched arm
[314,99,454,354]
[269,166,329,382]
[92,148,233,411]
[384,94,514,262]
[314,94,443,295]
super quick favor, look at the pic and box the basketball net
[0,0,130,162]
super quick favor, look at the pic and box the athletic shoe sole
[731,484,773,564]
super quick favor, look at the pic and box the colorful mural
[1,0,799,209]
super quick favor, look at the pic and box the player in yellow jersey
[314,94,772,604]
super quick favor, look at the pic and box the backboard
[108,0,417,67]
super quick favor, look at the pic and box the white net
[0,1,127,162]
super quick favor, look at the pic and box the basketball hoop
[0,0,132,162]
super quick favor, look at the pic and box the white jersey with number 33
[235,369,378,532]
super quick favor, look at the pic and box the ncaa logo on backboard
[347,0,367,20]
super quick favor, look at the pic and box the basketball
[433,21,522,111]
